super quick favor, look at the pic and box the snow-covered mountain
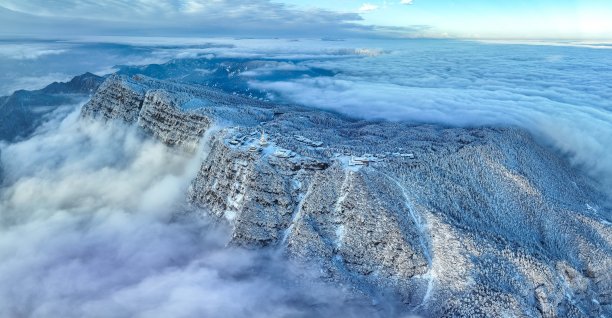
[76,72,611,317]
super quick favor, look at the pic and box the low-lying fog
[1,37,610,317]
[0,107,391,317]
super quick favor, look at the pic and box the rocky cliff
[81,74,612,317]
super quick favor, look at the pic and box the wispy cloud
[0,43,68,60]
[0,1,372,38]
[359,3,379,13]
[1,73,73,95]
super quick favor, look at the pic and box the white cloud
[182,0,205,14]
[0,1,370,38]
[0,107,391,317]
[0,43,68,60]
[248,41,612,197]
[0,73,73,95]
[400,0,414,5]
[359,3,379,13]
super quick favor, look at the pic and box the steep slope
[81,74,612,317]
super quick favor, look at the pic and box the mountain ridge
[78,73,612,317]
[0,72,103,142]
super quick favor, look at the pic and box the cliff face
[81,74,612,317]
[81,76,213,151]
[80,75,146,123]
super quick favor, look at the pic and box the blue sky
[0,0,610,39]
[281,0,612,39]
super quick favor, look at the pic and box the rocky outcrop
[80,75,147,123]
[81,76,212,151]
[137,90,211,151]
[81,74,612,317]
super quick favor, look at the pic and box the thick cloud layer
[0,107,389,317]
[0,1,370,38]
[1,37,610,317]
[247,40,612,197]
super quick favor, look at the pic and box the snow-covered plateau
[73,73,611,317]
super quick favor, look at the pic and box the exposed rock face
[81,74,612,317]
[80,76,212,151]
[80,74,146,123]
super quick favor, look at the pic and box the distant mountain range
[0,72,103,142]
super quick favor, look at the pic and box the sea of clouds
[0,37,610,317]
[0,106,395,317]
[0,40,232,95]
[244,39,612,199]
